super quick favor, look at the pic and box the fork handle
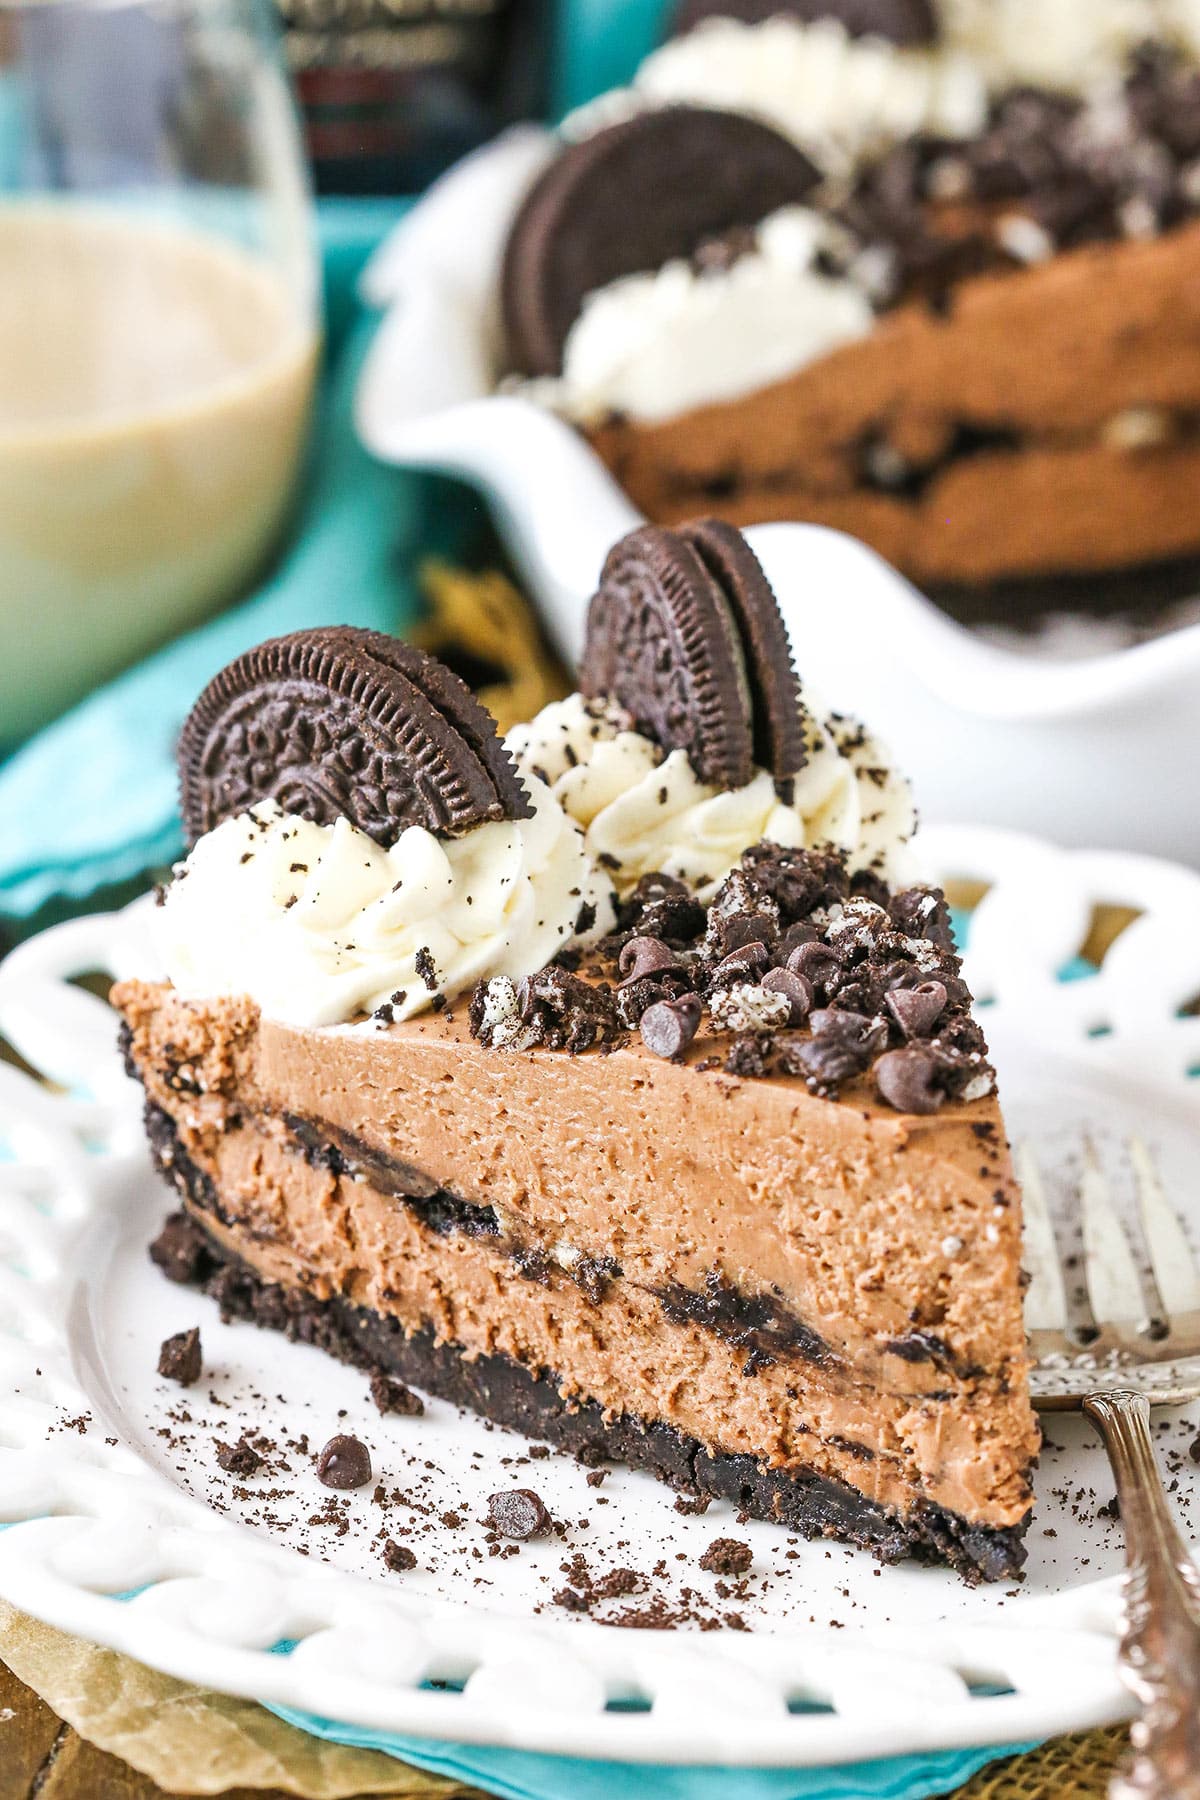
[1084,1389,1200,1800]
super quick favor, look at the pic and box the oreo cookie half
[582,525,754,790]
[581,523,804,793]
[501,106,820,379]
[668,0,939,45]
[178,628,530,848]
[677,519,806,793]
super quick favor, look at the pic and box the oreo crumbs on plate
[157,1326,202,1388]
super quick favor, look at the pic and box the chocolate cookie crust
[178,628,529,847]
[501,106,820,378]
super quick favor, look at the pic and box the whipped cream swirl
[522,207,873,427]
[506,693,918,899]
[156,785,614,1029]
[942,0,1200,95]
[631,16,987,177]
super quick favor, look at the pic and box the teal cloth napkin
[0,201,424,920]
[268,1706,1030,1800]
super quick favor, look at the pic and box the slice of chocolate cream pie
[115,523,1038,1581]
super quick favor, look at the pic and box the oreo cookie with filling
[178,628,530,847]
[580,522,805,792]
[678,518,807,795]
[501,106,820,379]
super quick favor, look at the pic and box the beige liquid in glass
[0,206,319,741]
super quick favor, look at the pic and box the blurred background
[3,0,1200,948]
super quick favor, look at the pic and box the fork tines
[1020,1135,1200,1363]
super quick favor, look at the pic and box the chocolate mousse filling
[162,1083,996,1388]
[145,1148,1027,1585]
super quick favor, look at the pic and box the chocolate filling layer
[146,1098,995,1386]
[143,1107,1029,1583]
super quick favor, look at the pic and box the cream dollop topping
[156,787,614,1029]
[631,16,987,176]
[506,693,918,898]
[942,0,1200,94]
[521,207,872,426]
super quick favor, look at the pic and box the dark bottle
[277,0,552,194]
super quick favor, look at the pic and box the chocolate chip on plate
[157,1326,202,1388]
[383,1539,418,1572]
[316,1433,373,1490]
[486,1488,551,1539]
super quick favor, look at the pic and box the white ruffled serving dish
[355,127,1200,870]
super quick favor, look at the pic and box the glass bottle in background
[277,0,552,195]
[0,0,320,745]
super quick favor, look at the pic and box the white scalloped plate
[1,825,1200,1766]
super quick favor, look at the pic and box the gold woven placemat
[958,1727,1127,1797]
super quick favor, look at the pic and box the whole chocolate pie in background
[115,526,1038,1583]
[500,0,1200,633]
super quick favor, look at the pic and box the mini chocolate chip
[713,940,770,982]
[619,935,683,984]
[699,1536,752,1575]
[383,1539,417,1572]
[760,966,814,1024]
[786,940,842,987]
[487,1488,550,1539]
[316,1433,373,1489]
[886,979,948,1039]
[369,1370,424,1417]
[157,1326,202,1387]
[876,1045,945,1114]
[640,994,702,1058]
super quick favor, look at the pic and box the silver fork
[1020,1136,1200,1800]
